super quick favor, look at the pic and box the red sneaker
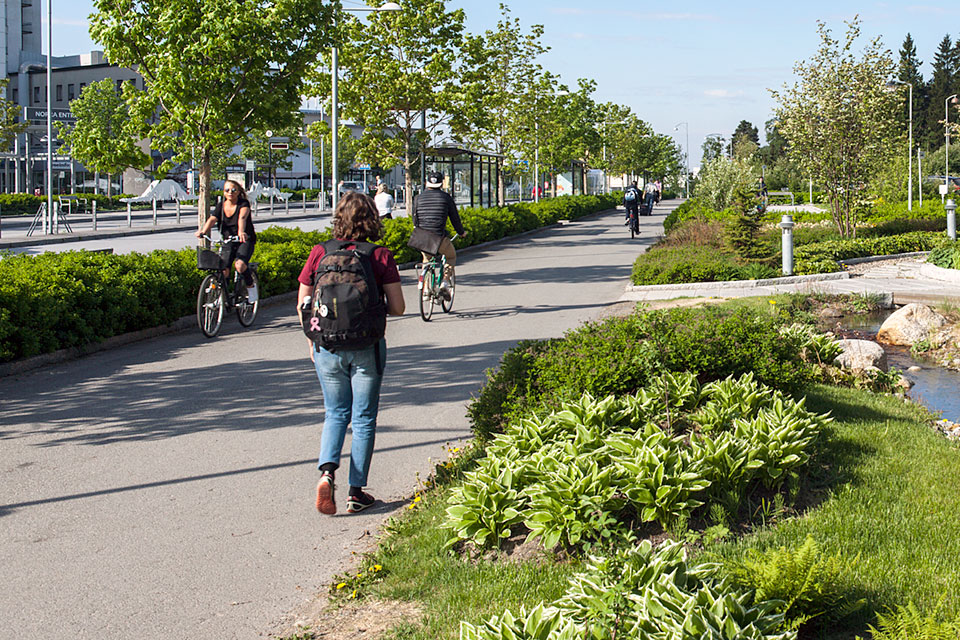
[345,491,376,513]
[316,472,336,515]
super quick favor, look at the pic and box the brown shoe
[316,472,336,515]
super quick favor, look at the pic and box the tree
[771,18,899,238]
[55,79,151,196]
[701,135,724,165]
[317,0,466,212]
[0,79,27,150]
[897,33,926,142]
[305,121,360,185]
[922,35,955,150]
[90,0,335,228]
[455,4,548,205]
[695,155,759,211]
[731,120,759,147]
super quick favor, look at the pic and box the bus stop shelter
[424,145,503,209]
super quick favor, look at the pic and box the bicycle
[417,233,458,321]
[627,206,640,239]
[196,235,260,337]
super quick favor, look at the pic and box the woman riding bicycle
[195,179,258,302]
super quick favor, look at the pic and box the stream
[836,310,960,423]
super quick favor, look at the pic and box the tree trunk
[497,157,505,206]
[404,140,414,214]
[106,172,111,197]
[198,147,212,236]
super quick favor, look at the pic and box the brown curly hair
[331,191,382,241]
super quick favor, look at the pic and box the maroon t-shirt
[298,241,401,289]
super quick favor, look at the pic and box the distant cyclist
[623,180,641,225]
[412,171,467,296]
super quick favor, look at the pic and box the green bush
[0,193,149,215]
[468,306,813,441]
[926,243,960,270]
[794,231,951,274]
[0,194,619,363]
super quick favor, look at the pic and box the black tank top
[215,199,255,239]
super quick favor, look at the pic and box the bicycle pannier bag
[302,240,387,351]
[407,227,444,255]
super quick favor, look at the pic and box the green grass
[712,383,960,637]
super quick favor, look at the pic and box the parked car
[339,181,365,196]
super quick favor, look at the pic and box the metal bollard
[947,198,957,241]
[152,198,157,226]
[176,199,181,224]
[780,214,794,276]
[127,202,132,227]
[92,200,97,231]
[317,193,321,211]
[269,195,274,215]
[285,196,289,215]
[302,192,306,212]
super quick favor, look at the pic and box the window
[12,89,18,103]
[79,82,86,92]
[116,79,123,92]
[33,86,40,105]
[67,84,74,101]
[56,84,62,102]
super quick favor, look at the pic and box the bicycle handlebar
[200,234,240,245]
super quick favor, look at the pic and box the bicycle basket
[197,248,223,270]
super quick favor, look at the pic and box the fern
[866,601,960,640]
[723,535,864,629]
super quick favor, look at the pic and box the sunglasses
[224,187,238,193]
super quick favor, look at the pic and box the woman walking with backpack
[297,191,405,514]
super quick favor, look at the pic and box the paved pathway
[0,201,673,639]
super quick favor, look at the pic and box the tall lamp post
[947,94,958,203]
[330,2,402,212]
[598,120,626,193]
[674,122,689,198]
[887,80,913,210]
[45,0,53,233]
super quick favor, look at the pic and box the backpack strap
[351,242,384,308]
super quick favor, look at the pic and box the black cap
[426,171,444,188]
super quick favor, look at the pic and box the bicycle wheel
[630,212,637,239]
[441,271,455,313]
[197,273,225,338]
[235,270,260,327]
[419,264,436,322]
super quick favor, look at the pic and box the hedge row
[794,231,952,274]
[0,193,152,215]
[0,193,619,362]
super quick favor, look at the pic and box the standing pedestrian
[297,191,405,515]
[374,183,394,219]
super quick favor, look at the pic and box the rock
[896,375,914,391]
[819,306,844,318]
[877,303,947,347]
[834,339,888,371]
[907,365,922,372]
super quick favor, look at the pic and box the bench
[59,195,88,215]
[766,191,795,205]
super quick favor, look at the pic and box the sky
[44,0,960,170]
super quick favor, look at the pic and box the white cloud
[704,89,746,98]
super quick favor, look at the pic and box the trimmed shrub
[794,231,951,274]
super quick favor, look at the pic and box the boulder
[877,304,947,347]
[834,339,888,371]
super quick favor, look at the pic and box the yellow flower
[336,582,346,590]
[350,590,357,599]
[769,300,777,305]
[414,495,421,503]
[374,564,382,571]
[407,503,415,510]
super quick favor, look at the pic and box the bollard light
[947,198,957,241]
[780,214,795,276]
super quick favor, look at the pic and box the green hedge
[794,231,952,274]
[0,193,619,363]
[631,244,777,285]
[0,193,154,215]
[467,306,812,441]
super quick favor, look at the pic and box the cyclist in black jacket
[623,180,641,224]
[413,171,467,295]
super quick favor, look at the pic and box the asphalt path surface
[0,202,675,639]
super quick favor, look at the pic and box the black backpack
[302,240,387,353]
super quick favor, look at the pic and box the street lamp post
[331,2,402,212]
[946,94,958,203]
[887,80,913,210]
[45,0,53,233]
[599,120,627,194]
[674,122,689,198]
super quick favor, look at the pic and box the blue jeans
[313,339,386,488]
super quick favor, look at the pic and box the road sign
[269,142,289,150]
[245,159,256,171]
[356,164,371,170]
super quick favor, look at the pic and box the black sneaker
[346,491,376,513]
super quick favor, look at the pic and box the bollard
[152,198,157,226]
[302,192,306,212]
[780,214,794,276]
[127,202,132,227]
[92,200,97,231]
[285,196,289,215]
[176,199,181,224]
[947,198,957,241]
[269,195,274,215]
[317,193,321,211]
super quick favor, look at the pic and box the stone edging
[839,251,930,266]
[624,270,850,292]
